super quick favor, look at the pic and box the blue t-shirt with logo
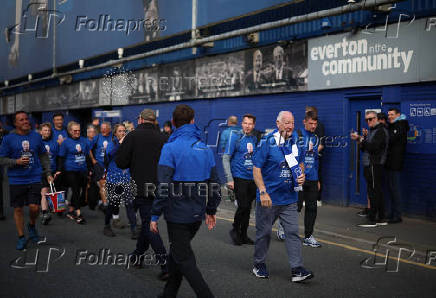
[42,138,59,172]
[86,136,95,150]
[224,131,257,180]
[253,132,303,205]
[106,140,130,184]
[299,129,319,181]
[52,128,68,144]
[91,134,112,167]
[59,137,89,172]
[0,131,46,184]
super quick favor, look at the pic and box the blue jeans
[133,197,167,261]
[386,170,402,219]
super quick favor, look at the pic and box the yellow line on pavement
[216,216,436,270]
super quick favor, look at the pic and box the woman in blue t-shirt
[39,123,59,225]
[103,124,137,238]
[57,121,90,224]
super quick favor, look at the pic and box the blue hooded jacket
[151,124,221,224]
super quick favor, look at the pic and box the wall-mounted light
[28,74,32,81]
[117,48,124,59]
[347,0,357,3]
[4,80,9,87]
[79,59,84,68]
[245,32,259,44]
[321,17,332,29]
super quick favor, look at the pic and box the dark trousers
[386,169,403,220]
[297,180,318,238]
[105,202,137,231]
[125,201,137,232]
[104,204,119,226]
[233,177,256,238]
[64,171,87,209]
[0,166,3,216]
[163,221,214,298]
[87,181,100,210]
[364,165,385,221]
[133,197,167,258]
[317,157,323,201]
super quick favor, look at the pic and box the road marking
[216,216,436,270]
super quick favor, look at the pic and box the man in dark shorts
[0,111,53,250]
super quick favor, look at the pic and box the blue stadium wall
[36,82,436,219]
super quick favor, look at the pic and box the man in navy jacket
[150,104,221,298]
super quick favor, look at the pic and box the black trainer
[242,236,255,245]
[229,229,242,246]
[103,225,116,237]
[357,220,377,228]
[357,208,369,217]
[388,218,402,224]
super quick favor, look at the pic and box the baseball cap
[139,109,156,121]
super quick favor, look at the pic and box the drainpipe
[192,0,198,55]
[52,0,56,75]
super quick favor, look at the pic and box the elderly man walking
[252,110,314,282]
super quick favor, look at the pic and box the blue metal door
[348,98,381,206]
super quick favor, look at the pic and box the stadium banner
[308,17,436,90]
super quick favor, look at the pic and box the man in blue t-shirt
[297,111,322,248]
[89,122,112,210]
[252,111,314,282]
[52,112,68,145]
[218,115,239,153]
[0,111,53,250]
[223,114,258,245]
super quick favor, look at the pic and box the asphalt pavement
[1,199,435,298]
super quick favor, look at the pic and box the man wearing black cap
[115,108,169,280]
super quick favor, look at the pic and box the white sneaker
[276,222,285,241]
[303,235,321,248]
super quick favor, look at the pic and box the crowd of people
[0,103,410,297]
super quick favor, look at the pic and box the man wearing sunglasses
[351,111,389,228]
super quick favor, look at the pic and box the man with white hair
[272,46,295,86]
[246,50,266,91]
[252,111,314,282]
